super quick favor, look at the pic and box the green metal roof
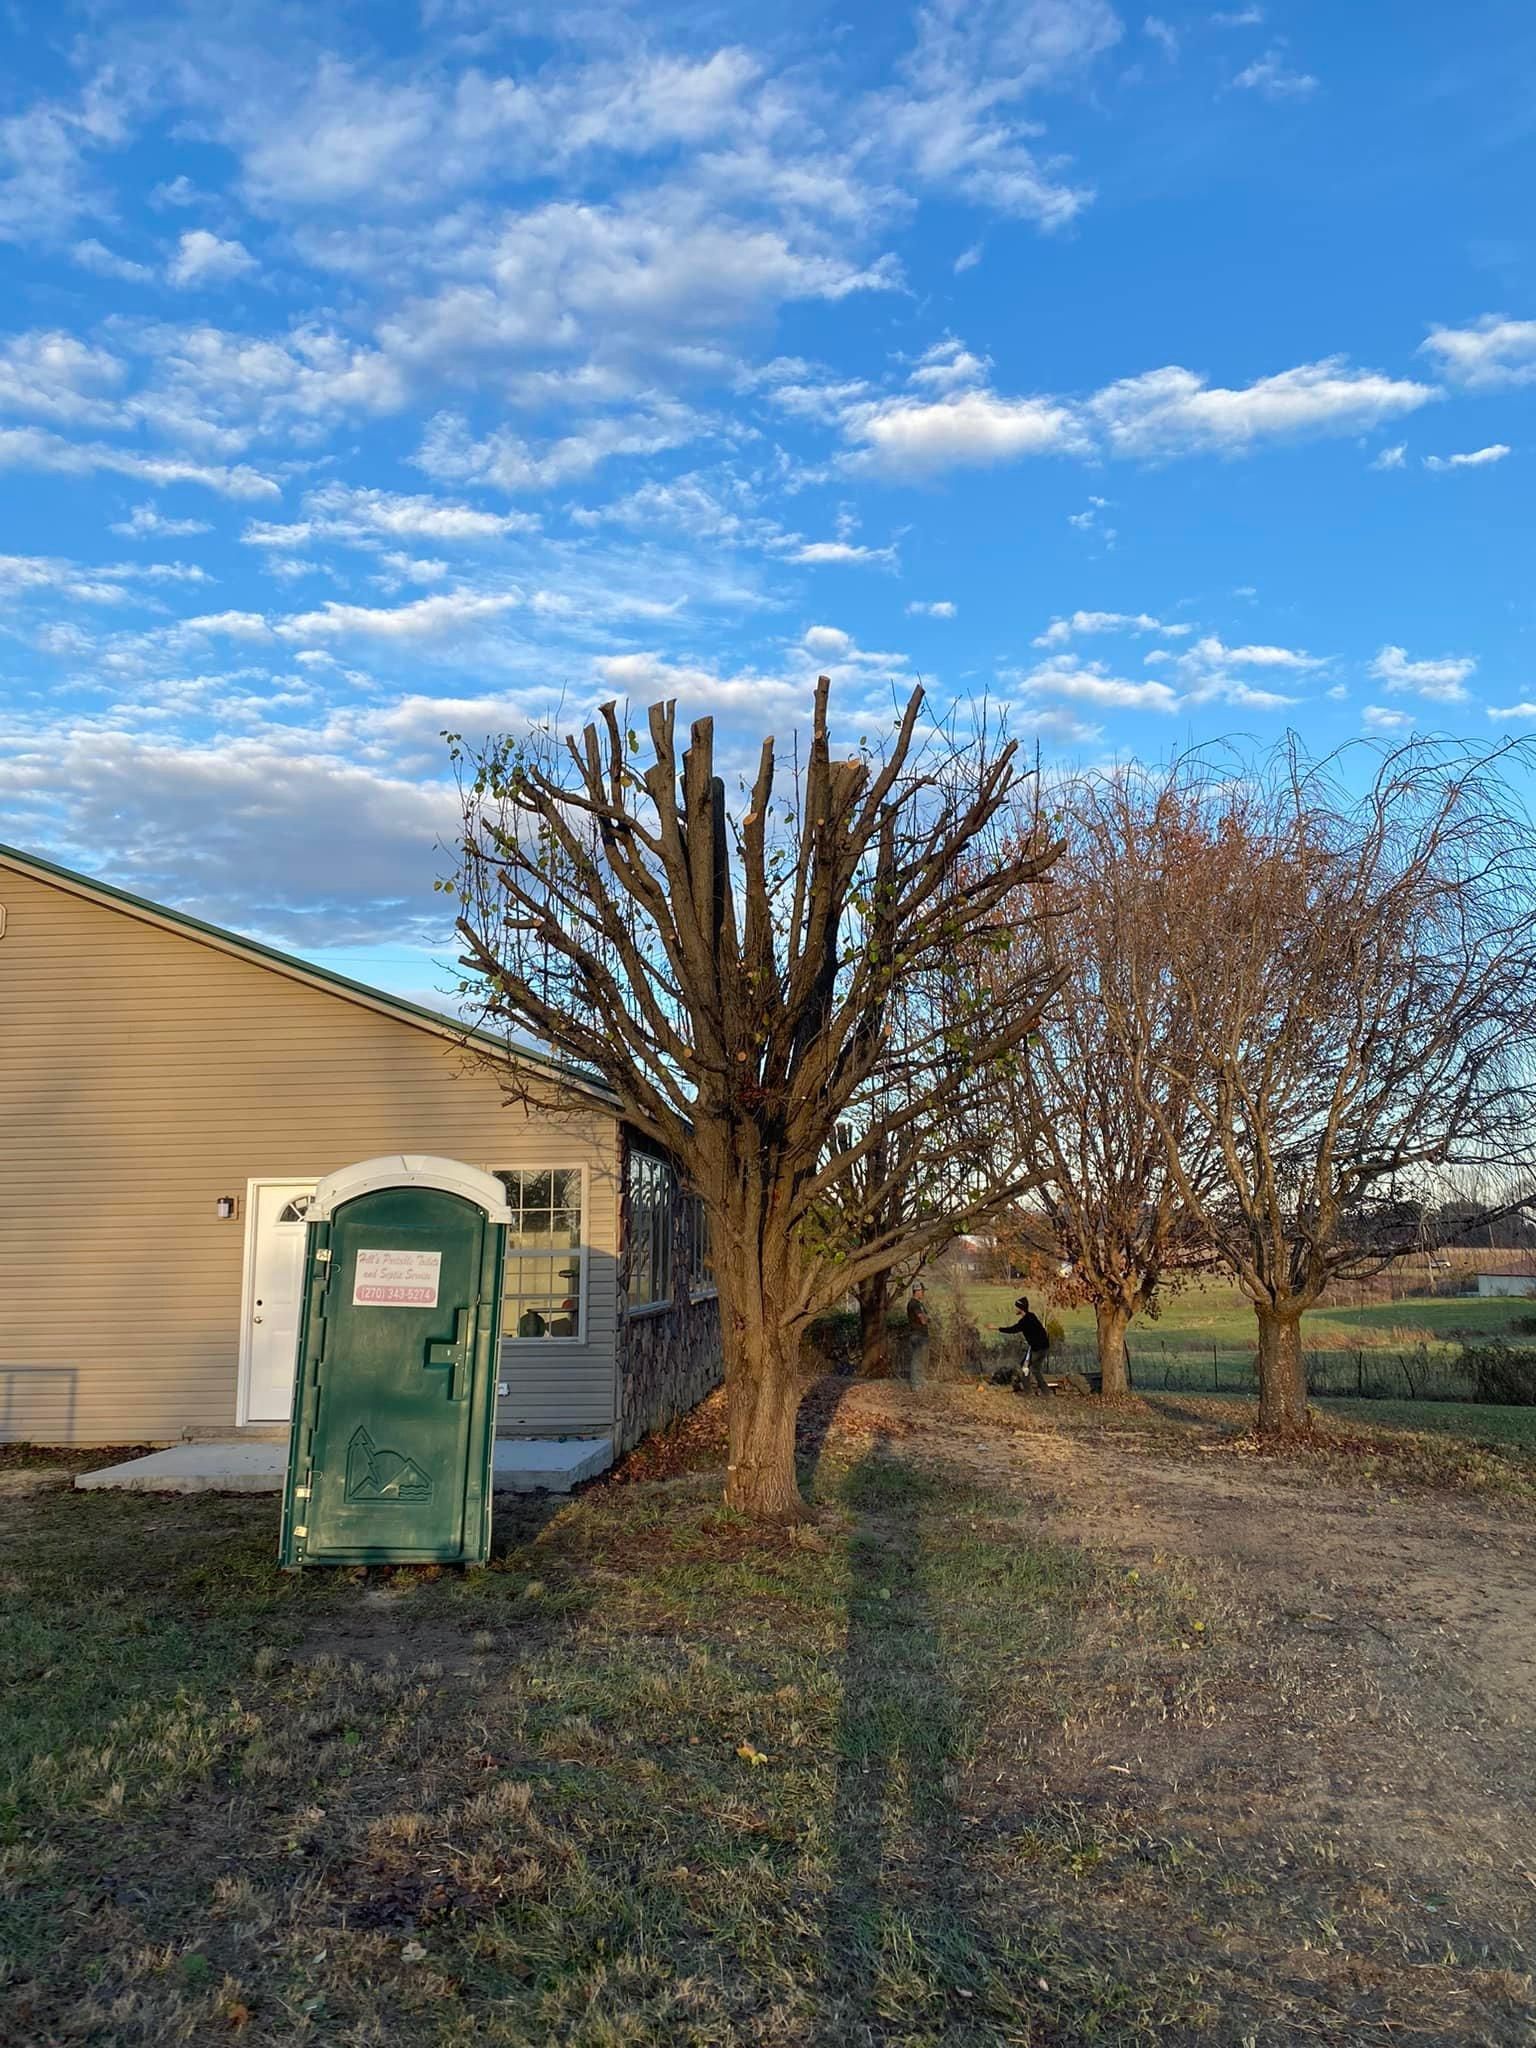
[0,838,620,1109]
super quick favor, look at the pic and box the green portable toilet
[279,1155,510,1569]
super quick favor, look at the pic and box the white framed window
[493,1168,587,1342]
[626,1150,674,1311]
[682,1192,715,1297]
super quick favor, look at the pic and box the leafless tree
[827,1124,925,1378]
[1116,736,1536,1434]
[992,769,1219,1397]
[451,677,1060,1518]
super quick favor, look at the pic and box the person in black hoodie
[997,1295,1052,1394]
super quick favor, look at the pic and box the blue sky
[3,0,1536,1000]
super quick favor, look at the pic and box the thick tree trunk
[724,1358,806,1519]
[717,1246,808,1518]
[1095,1300,1133,1400]
[856,1273,895,1378]
[1255,1304,1310,1434]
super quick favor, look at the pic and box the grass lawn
[1,1454,1233,2047]
[4,1398,1534,2046]
[1138,1389,1536,1452]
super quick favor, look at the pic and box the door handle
[426,1306,476,1399]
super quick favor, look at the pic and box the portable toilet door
[279,1156,510,1568]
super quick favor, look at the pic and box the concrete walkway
[75,1435,613,1495]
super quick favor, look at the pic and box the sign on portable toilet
[279,1156,510,1568]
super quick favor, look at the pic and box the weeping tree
[451,677,1060,1519]
[990,769,1218,1398]
[1118,736,1536,1435]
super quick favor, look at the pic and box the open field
[3,1385,1535,2046]
[1146,1392,1536,1452]
[955,1275,1536,1400]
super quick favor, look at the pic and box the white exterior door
[242,1182,318,1423]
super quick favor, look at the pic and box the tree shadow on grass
[796,1371,859,1488]
[817,1430,992,2044]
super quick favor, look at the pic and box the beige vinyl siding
[0,863,620,1444]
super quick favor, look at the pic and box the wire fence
[976,1334,1474,1402]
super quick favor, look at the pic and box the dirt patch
[0,1467,73,1496]
[0,1442,156,1473]
[607,1372,915,1488]
[818,1376,1536,2025]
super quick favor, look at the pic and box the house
[1475,1271,1536,1299]
[0,841,721,1466]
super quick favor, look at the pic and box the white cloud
[415,403,709,494]
[1183,633,1322,670]
[1012,658,1181,713]
[0,424,279,498]
[377,199,898,375]
[1487,702,1536,721]
[1232,47,1318,98]
[953,241,983,273]
[593,649,806,710]
[0,74,129,244]
[1363,705,1413,732]
[842,354,1435,477]
[175,610,271,641]
[1088,357,1433,456]
[0,330,126,427]
[0,729,462,948]
[786,539,896,565]
[1144,16,1180,58]
[1421,315,1536,391]
[0,555,130,606]
[803,625,851,659]
[1369,644,1476,702]
[111,503,213,538]
[908,339,991,392]
[1127,630,1316,712]
[1370,442,1407,470]
[1212,7,1265,22]
[377,553,449,585]
[881,0,1122,228]
[127,322,408,438]
[1033,609,1191,648]
[1179,676,1296,710]
[906,600,957,618]
[229,49,765,212]
[277,590,521,641]
[150,175,201,209]
[71,237,153,283]
[845,386,1084,475]
[168,230,259,288]
[1012,706,1104,744]
[245,483,536,552]
[0,551,215,619]
[1423,443,1510,472]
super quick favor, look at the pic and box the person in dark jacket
[906,1281,931,1388]
[997,1295,1052,1394]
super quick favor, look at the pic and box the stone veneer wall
[615,1129,725,1453]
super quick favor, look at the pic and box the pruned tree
[450,677,1060,1518]
[1116,736,1536,1434]
[989,769,1218,1397]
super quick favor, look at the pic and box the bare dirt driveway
[802,1379,1536,2045]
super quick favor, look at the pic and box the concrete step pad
[75,1436,613,1495]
